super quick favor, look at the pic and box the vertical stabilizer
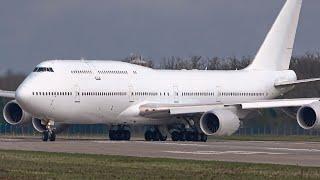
[246,0,302,71]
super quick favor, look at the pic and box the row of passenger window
[220,92,266,97]
[70,70,128,75]
[81,92,127,96]
[133,92,169,96]
[33,92,72,96]
[71,70,92,74]
[182,92,214,96]
[98,70,128,74]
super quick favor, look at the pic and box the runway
[0,138,320,167]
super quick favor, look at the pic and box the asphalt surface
[0,138,320,167]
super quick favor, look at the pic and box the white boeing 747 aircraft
[1,0,319,142]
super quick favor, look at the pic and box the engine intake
[3,100,31,125]
[200,109,240,136]
[297,102,320,129]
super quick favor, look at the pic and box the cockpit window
[33,67,54,72]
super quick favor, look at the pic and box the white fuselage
[15,60,297,125]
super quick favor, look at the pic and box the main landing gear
[170,120,208,142]
[42,121,56,142]
[144,126,167,141]
[170,128,207,142]
[109,125,131,141]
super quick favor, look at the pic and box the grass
[0,150,319,179]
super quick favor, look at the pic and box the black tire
[42,131,49,142]
[118,130,125,140]
[160,135,167,141]
[49,131,56,141]
[144,131,153,141]
[185,131,193,141]
[180,131,186,141]
[124,130,131,141]
[200,133,208,142]
[171,131,180,141]
[153,131,160,141]
[109,130,115,140]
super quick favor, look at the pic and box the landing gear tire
[124,130,131,141]
[160,135,167,141]
[200,133,208,142]
[144,128,167,141]
[42,130,56,142]
[42,131,49,142]
[109,129,131,141]
[144,131,153,141]
[186,131,198,141]
[170,128,206,142]
[49,131,56,141]
[171,131,181,141]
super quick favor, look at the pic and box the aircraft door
[215,86,221,103]
[74,85,80,103]
[85,62,101,80]
[173,85,179,104]
[129,85,135,102]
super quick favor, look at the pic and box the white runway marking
[164,150,288,155]
[267,147,320,152]
[0,139,21,142]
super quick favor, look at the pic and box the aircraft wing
[0,90,15,99]
[139,98,320,118]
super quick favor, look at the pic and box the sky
[0,0,320,73]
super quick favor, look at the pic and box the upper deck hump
[37,60,152,71]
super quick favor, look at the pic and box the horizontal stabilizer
[275,78,320,87]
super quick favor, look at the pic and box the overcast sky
[0,0,319,73]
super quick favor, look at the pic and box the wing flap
[139,98,320,118]
[240,98,319,109]
[139,103,224,117]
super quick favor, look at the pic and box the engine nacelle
[297,102,320,129]
[3,100,32,125]
[32,118,69,133]
[200,109,240,136]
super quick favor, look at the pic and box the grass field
[0,150,319,179]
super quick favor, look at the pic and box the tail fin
[246,0,302,71]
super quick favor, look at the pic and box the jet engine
[297,102,320,129]
[3,100,32,125]
[32,118,69,133]
[200,109,240,136]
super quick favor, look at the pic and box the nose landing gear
[42,121,56,142]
